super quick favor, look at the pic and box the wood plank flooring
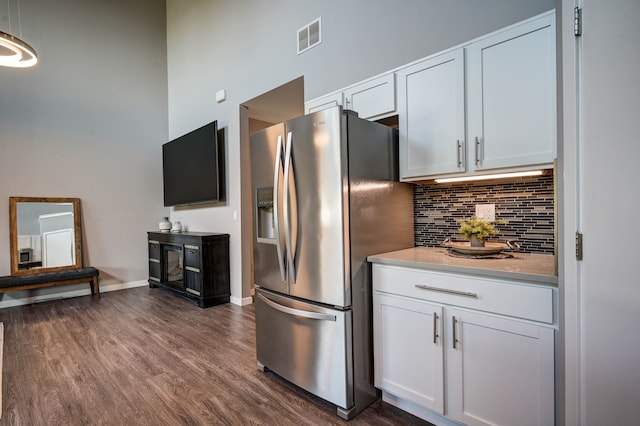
[0,287,430,425]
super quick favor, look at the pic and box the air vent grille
[297,17,321,55]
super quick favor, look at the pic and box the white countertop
[368,246,558,286]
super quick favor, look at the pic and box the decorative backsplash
[414,174,555,254]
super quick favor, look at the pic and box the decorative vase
[159,217,172,232]
[469,236,485,247]
[171,221,182,233]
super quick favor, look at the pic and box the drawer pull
[185,266,200,273]
[184,245,199,250]
[149,277,160,282]
[149,240,160,244]
[149,258,160,263]
[186,288,201,296]
[414,284,478,299]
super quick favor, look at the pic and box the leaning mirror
[9,197,83,275]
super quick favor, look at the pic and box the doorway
[239,77,305,301]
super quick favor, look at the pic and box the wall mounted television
[162,120,225,207]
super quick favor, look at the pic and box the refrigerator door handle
[283,131,298,284]
[257,293,337,322]
[273,135,286,282]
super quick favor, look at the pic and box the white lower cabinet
[373,293,444,413]
[447,309,555,426]
[372,264,555,426]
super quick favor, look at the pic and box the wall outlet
[476,203,496,221]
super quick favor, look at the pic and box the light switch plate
[476,203,495,221]
[216,89,227,103]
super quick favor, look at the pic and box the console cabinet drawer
[184,245,201,268]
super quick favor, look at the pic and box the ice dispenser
[256,187,275,242]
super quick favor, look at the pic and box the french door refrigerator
[250,106,413,420]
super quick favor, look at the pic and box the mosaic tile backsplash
[414,174,555,254]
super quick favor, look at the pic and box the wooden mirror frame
[9,197,83,275]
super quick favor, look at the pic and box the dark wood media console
[147,231,230,308]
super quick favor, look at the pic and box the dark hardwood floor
[0,287,430,425]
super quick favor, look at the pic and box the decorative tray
[442,238,519,255]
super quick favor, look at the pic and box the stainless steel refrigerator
[250,106,413,420]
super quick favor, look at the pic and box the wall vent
[297,17,321,55]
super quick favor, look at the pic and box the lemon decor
[458,215,500,247]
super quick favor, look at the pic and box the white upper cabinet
[399,10,556,181]
[305,92,344,115]
[467,13,556,172]
[305,73,396,120]
[397,49,465,179]
[343,73,396,120]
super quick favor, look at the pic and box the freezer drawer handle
[414,284,478,299]
[257,293,336,322]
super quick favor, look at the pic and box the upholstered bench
[0,267,100,299]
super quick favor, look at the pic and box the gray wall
[166,0,555,302]
[0,1,168,290]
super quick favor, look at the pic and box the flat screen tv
[162,120,225,207]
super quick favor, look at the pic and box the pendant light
[0,0,37,68]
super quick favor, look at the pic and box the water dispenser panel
[256,187,275,242]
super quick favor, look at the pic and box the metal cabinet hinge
[575,231,584,261]
[574,7,582,37]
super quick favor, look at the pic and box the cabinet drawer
[149,259,160,281]
[184,244,201,268]
[372,264,553,323]
[185,270,202,296]
[148,241,160,260]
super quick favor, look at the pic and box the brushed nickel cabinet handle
[452,315,458,349]
[432,311,438,344]
[475,136,481,166]
[414,284,478,298]
[456,140,462,168]
[184,244,199,250]
[185,266,200,273]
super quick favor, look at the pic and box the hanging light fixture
[0,0,37,68]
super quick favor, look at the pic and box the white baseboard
[0,279,255,309]
[0,279,148,309]
[230,295,253,306]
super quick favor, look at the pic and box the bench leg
[91,276,100,299]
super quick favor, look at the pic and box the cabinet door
[373,292,444,413]
[184,269,202,296]
[148,240,161,283]
[467,13,556,171]
[183,244,202,296]
[343,73,395,120]
[446,309,554,426]
[398,49,465,180]
[304,92,343,114]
